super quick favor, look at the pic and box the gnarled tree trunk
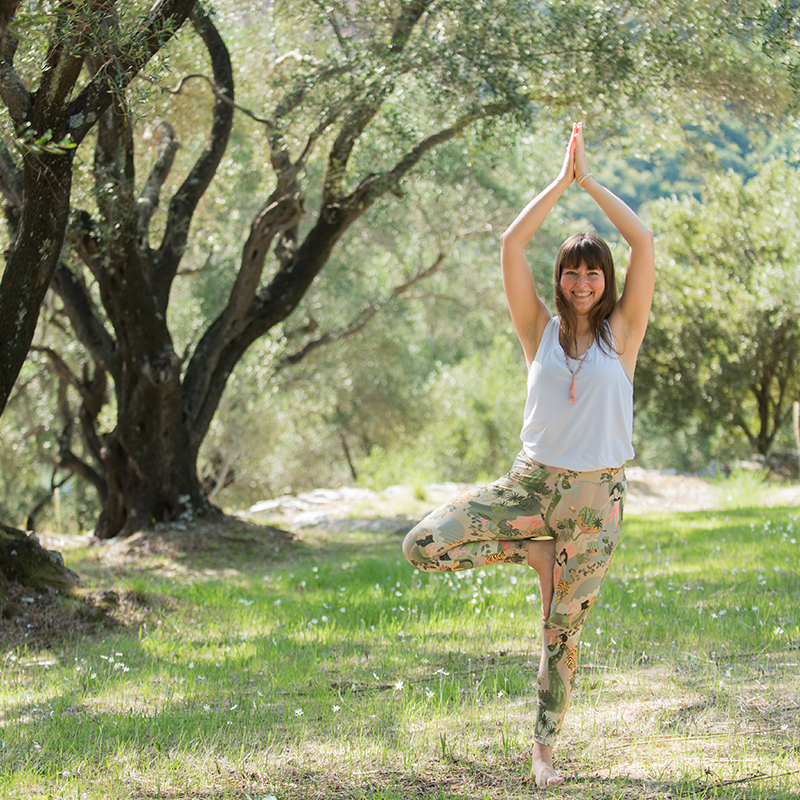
[95,370,215,539]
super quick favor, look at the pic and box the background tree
[0,0,198,415]
[636,158,800,468]
[2,0,798,538]
[0,0,200,597]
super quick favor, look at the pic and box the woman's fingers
[559,128,577,182]
[574,122,589,175]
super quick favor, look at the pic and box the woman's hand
[557,123,579,185]
[574,122,590,182]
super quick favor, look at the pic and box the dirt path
[244,469,800,533]
[623,467,719,513]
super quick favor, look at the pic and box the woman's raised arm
[573,124,655,371]
[500,125,579,367]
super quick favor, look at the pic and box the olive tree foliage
[1,0,797,537]
[635,157,800,465]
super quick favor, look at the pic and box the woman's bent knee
[402,524,433,570]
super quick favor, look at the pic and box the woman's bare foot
[531,741,564,788]
[526,539,556,619]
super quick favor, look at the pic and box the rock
[83,589,120,609]
[0,523,79,593]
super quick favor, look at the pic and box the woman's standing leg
[403,457,625,788]
[531,468,626,786]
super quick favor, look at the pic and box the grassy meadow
[1,483,799,799]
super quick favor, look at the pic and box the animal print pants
[402,451,626,746]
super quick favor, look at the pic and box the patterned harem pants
[402,451,626,746]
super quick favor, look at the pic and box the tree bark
[0,153,74,413]
[85,6,234,538]
[0,0,198,417]
[0,0,200,574]
[94,396,216,539]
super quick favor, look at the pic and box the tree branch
[180,21,516,453]
[0,137,21,207]
[50,261,120,382]
[93,92,137,254]
[65,0,198,144]
[0,31,30,124]
[228,194,305,321]
[156,4,235,298]
[30,346,92,412]
[349,100,515,209]
[30,345,77,387]
[323,6,349,56]
[137,119,179,240]
[279,302,382,369]
[266,63,347,177]
[0,0,23,61]
[58,452,103,493]
[66,209,104,282]
[79,402,105,467]
[163,72,272,125]
[322,82,390,204]
[183,94,516,444]
[25,471,72,533]
[30,346,107,497]
[0,149,75,416]
[318,0,436,203]
[34,0,106,133]
[389,0,435,54]
[278,251,448,370]
[181,186,304,448]
[732,412,757,452]
[0,137,22,243]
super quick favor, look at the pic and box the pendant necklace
[564,335,592,403]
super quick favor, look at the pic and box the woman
[402,122,654,788]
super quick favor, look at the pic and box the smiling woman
[402,122,655,788]
[553,232,617,377]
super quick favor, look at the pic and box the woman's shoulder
[534,315,560,353]
[541,315,560,340]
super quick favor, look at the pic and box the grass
[713,467,770,509]
[0,500,799,800]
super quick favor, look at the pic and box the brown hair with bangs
[554,232,618,356]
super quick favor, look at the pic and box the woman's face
[559,261,606,315]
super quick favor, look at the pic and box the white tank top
[520,316,634,471]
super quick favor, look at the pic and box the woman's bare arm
[573,124,654,373]
[501,125,578,366]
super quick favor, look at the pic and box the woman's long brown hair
[554,232,618,357]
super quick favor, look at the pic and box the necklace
[564,335,592,402]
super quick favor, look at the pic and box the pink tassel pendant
[570,375,577,402]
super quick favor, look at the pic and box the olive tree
[0,0,199,414]
[0,0,201,598]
